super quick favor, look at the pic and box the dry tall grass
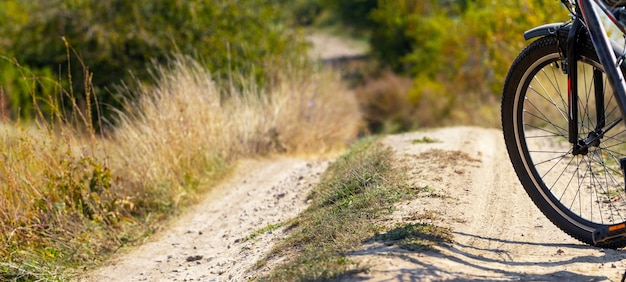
[0,56,361,279]
[110,56,361,207]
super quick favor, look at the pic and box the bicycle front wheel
[502,34,626,249]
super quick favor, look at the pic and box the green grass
[254,137,452,280]
[412,136,441,144]
[241,223,284,243]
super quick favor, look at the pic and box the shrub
[0,0,307,122]
[368,0,564,128]
[354,70,415,133]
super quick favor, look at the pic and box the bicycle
[502,0,626,249]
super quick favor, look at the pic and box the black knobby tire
[502,34,626,249]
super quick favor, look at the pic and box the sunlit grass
[256,139,412,280]
[0,55,361,280]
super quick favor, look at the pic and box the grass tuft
[411,136,441,144]
[241,223,284,243]
[253,137,458,280]
[256,138,413,280]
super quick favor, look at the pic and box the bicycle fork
[566,17,617,155]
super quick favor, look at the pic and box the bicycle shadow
[346,231,626,281]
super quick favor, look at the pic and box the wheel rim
[514,52,626,228]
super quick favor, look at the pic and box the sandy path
[306,31,368,60]
[83,126,626,281]
[82,157,330,282]
[349,126,626,281]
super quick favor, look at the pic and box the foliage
[354,70,416,133]
[0,59,55,120]
[297,0,566,129]
[0,0,307,122]
[368,1,565,126]
[287,0,324,26]
[319,0,378,29]
[0,126,125,280]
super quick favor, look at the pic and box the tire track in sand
[349,126,626,281]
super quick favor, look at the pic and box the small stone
[186,255,203,262]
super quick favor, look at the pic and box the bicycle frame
[578,0,626,139]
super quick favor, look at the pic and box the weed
[241,223,284,243]
[256,138,413,280]
[416,185,447,199]
[412,136,441,144]
[409,210,442,221]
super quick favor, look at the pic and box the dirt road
[83,157,331,281]
[82,126,626,281]
[351,127,626,281]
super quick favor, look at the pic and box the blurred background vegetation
[291,0,564,131]
[0,0,566,132]
[0,0,570,280]
[0,0,306,125]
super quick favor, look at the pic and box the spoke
[524,122,567,138]
[557,155,581,203]
[529,149,572,154]
[585,151,625,224]
[532,151,572,166]
[534,68,569,122]
[518,53,626,228]
[546,64,568,111]
[528,84,569,123]
[600,127,626,145]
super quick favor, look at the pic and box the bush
[319,0,378,29]
[365,0,565,128]
[354,70,415,133]
[0,0,307,122]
